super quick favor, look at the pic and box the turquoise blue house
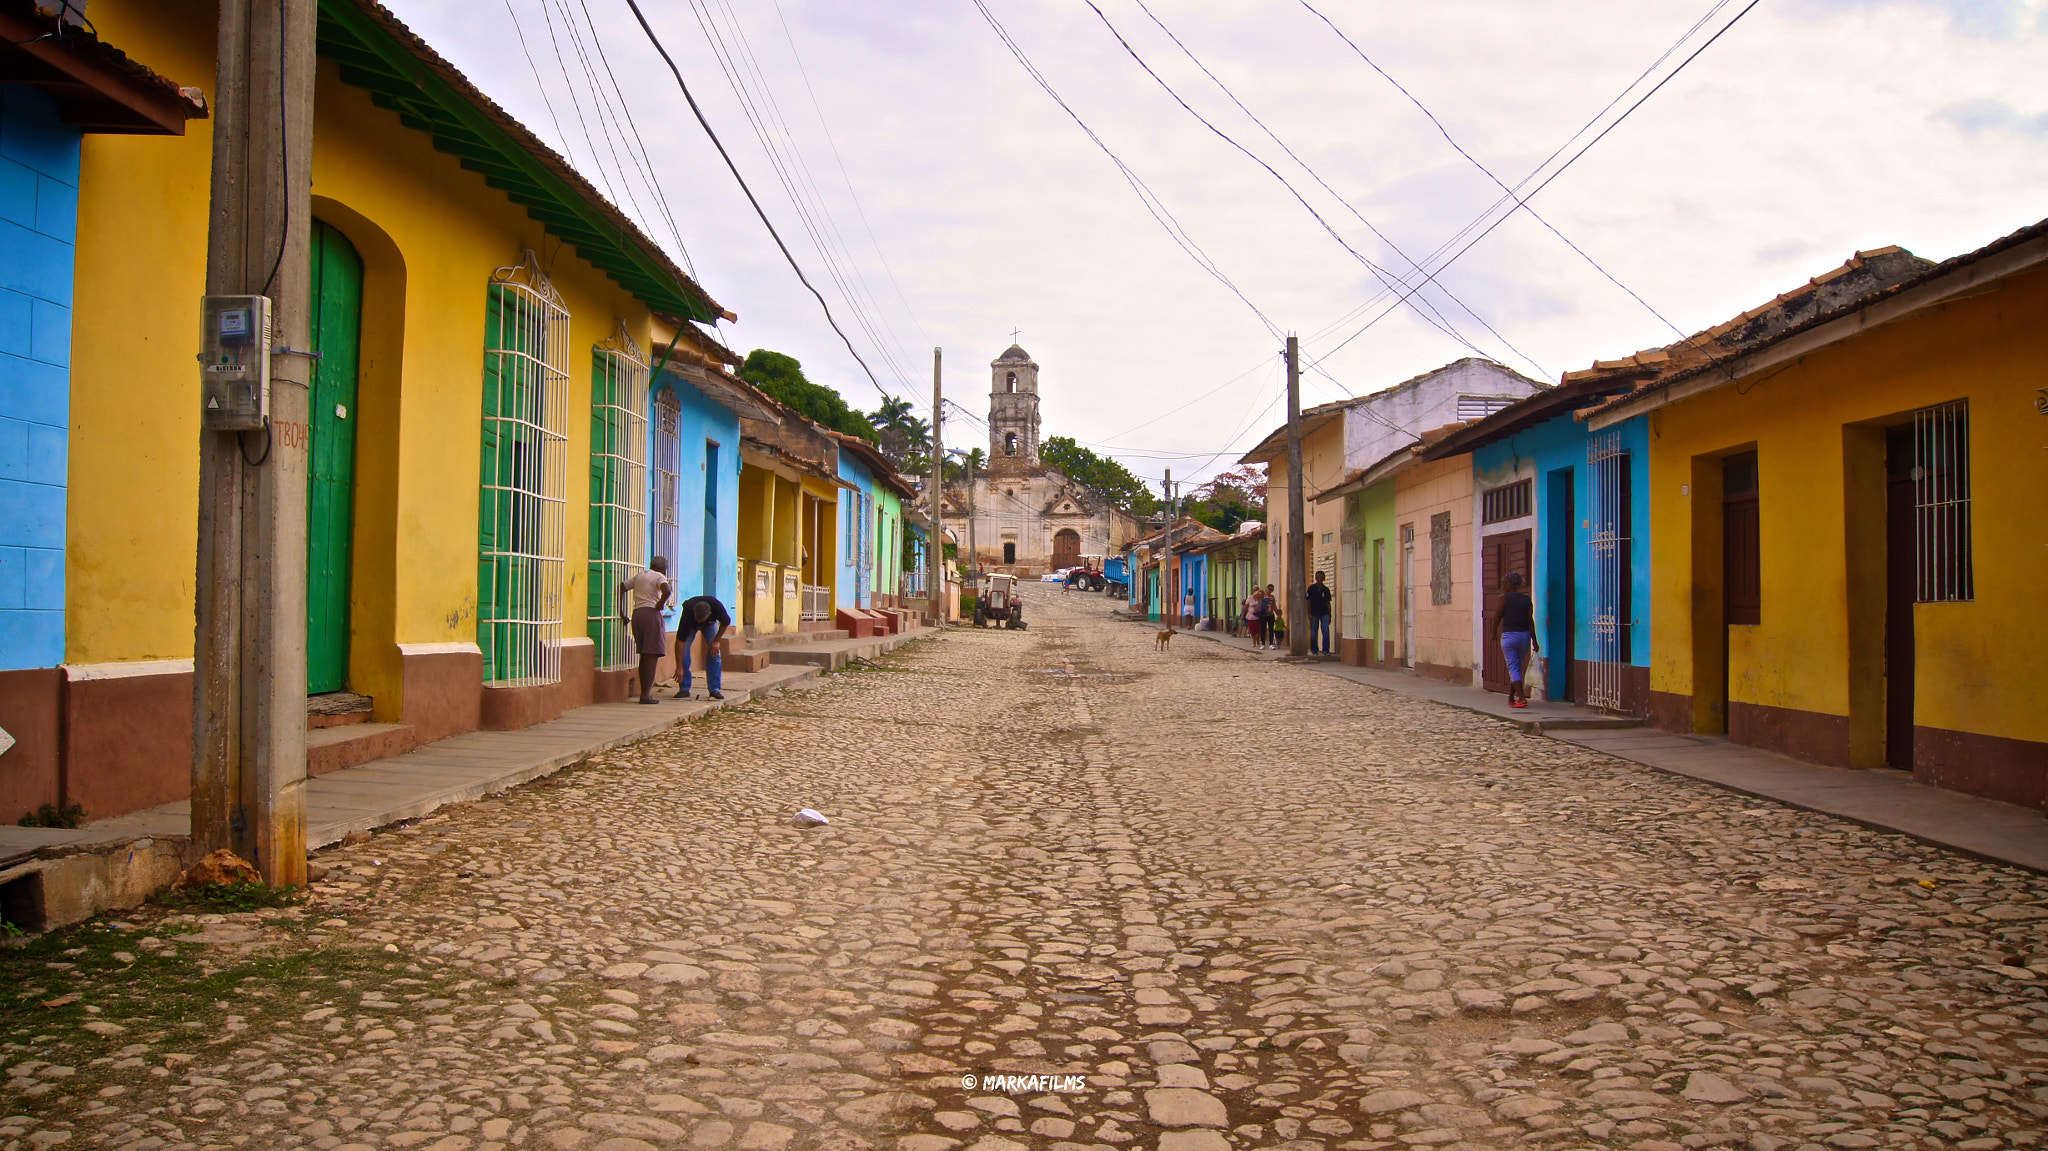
[648,358,774,627]
[0,27,203,820]
[831,435,877,611]
[0,84,77,672]
[1423,369,1654,712]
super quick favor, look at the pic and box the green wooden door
[306,221,363,694]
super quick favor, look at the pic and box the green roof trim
[314,0,721,324]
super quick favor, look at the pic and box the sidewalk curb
[1126,609,2048,875]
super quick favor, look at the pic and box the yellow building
[56,0,744,819]
[1588,219,2048,805]
[737,412,843,637]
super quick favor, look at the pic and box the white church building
[940,345,1142,577]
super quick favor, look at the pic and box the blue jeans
[1500,631,1533,683]
[677,619,723,693]
[1310,613,1331,653]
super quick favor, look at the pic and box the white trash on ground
[792,808,830,827]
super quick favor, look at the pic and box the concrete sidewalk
[1158,613,2048,873]
[1,627,938,925]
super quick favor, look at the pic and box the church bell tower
[988,343,1040,476]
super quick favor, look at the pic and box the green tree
[737,349,878,442]
[1040,436,1159,517]
[1186,465,1266,533]
[941,446,984,484]
[868,395,930,474]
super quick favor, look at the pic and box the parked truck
[1102,555,1129,598]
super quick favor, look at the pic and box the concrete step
[765,627,932,671]
[735,628,849,649]
[308,691,373,730]
[308,722,416,777]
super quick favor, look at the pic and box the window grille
[1429,511,1453,605]
[653,390,681,562]
[1912,400,1972,603]
[478,255,569,687]
[1456,394,1516,423]
[587,325,648,674]
[1586,432,1633,709]
[1481,478,1531,524]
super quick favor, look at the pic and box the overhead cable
[622,0,885,391]
[1298,0,1703,343]
[1087,0,1548,382]
[1314,0,1765,362]
[969,0,1282,340]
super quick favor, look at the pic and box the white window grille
[1586,430,1633,710]
[653,391,681,561]
[587,324,649,673]
[479,252,569,687]
[1912,400,1972,603]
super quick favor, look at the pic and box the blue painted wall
[1470,411,1652,681]
[0,86,78,671]
[836,451,875,610]
[652,374,741,627]
[1181,552,1206,619]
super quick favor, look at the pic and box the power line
[622,0,884,391]
[969,0,1282,341]
[1298,0,1700,343]
[503,0,579,179]
[771,0,937,352]
[571,0,697,278]
[689,0,917,392]
[1313,0,1765,362]
[1088,0,1549,382]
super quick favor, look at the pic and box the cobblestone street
[8,593,2048,1151]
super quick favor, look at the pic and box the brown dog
[1155,627,1175,651]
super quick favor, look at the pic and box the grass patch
[16,801,85,829]
[154,882,307,915]
[0,913,450,1117]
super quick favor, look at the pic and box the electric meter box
[200,294,271,431]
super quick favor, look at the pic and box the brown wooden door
[1480,529,1532,693]
[1051,528,1081,570]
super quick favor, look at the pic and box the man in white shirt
[617,557,673,703]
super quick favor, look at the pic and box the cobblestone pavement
[9,593,2048,1151]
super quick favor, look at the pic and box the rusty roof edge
[1588,216,2048,427]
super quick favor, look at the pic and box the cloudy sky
[386,0,2046,488]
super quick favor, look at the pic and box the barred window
[1429,511,1453,605]
[1911,400,1972,602]
[587,328,648,673]
[478,255,568,687]
[1481,479,1531,524]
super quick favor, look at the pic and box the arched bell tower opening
[988,344,1040,476]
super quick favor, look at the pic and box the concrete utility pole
[193,0,315,884]
[964,454,976,580]
[1285,336,1309,658]
[927,348,945,622]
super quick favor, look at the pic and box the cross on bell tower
[988,342,1040,475]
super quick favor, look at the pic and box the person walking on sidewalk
[1252,586,1276,649]
[674,594,731,702]
[1489,571,1539,708]
[1305,570,1333,655]
[618,557,672,704]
